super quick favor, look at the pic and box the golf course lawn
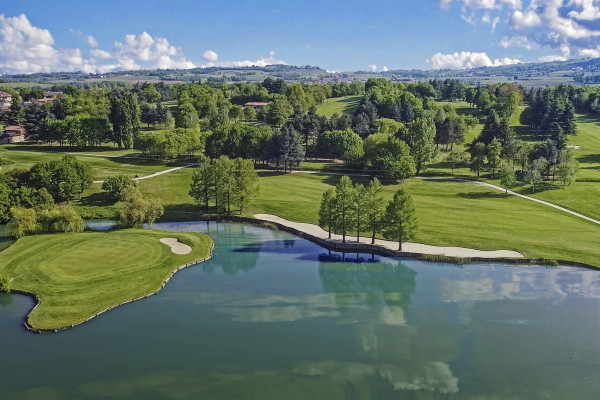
[130,170,600,267]
[0,229,212,331]
[316,95,361,117]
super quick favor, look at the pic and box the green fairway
[132,170,600,267]
[0,144,187,180]
[0,229,212,331]
[316,95,361,117]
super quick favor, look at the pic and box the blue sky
[1,0,599,74]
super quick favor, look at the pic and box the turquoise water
[1,221,600,399]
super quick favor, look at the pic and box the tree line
[318,176,417,251]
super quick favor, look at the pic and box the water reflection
[0,294,13,307]
[2,222,600,399]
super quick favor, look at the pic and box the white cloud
[579,46,600,57]
[500,35,533,49]
[441,0,600,64]
[91,49,111,59]
[510,9,542,28]
[539,54,568,61]
[200,50,286,68]
[382,66,389,72]
[567,0,600,21]
[70,29,98,48]
[428,51,522,69]
[112,31,196,70]
[368,64,377,72]
[202,49,218,62]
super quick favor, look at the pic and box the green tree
[382,189,417,251]
[102,174,137,202]
[8,207,38,238]
[7,95,25,126]
[365,178,386,244]
[189,156,215,213]
[243,106,257,121]
[447,151,470,175]
[487,137,503,179]
[233,158,259,214]
[352,183,367,243]
[318,188,336,239]
[403,117,437,175]
[498,162,516,194]
[469,142,486,178]
[333,176,355,243]
[118,187,163,227]
[556,149,579,189]
[528,157,547,193]
[0,275,10,293]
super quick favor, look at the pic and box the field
[127,170,600,267]
[316,95,361,117]
[0,144,188,180]
[0,229,212,331]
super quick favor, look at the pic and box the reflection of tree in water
[318,259,417,311]
[202,223,262,276]
[0,294,13,307]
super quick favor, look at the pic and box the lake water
[1,221,600,399]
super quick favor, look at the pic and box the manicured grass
[569,113,600,181]
[0,144,187,180]
[0,229,212,331]
[134,170,600,267]
[316,95,361,117]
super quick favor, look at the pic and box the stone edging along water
[189,215,600,271]
[12,241,215,334]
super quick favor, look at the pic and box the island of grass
[0,229,213,332]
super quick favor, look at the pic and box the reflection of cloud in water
[438,267,600,305]
[12,360,458,399]
[215,294,341,322]
[294,360,458,394]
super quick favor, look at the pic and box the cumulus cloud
[440,0,600,62]
[91,49,111,59]
[202,49,218,62]
[500,35,533,49]
[70,29,98,48]
[200,50,286,68]
[368,64,377,72]
[112,31,196,70]
[539,54,568,61]
[382,66,389,72]
[428,51,522,69]
[0,14,99,74]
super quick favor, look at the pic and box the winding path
[254,213,524,259]
[430,178,600,226]
[93,163,197,184]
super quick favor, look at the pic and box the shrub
[101,174,137,202]
[0,276,10,293]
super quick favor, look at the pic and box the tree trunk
[371,228,376,245]
[328,225,331,239]
[398,241,402,251]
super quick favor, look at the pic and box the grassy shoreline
[0,229,212,331]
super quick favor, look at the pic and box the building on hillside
[244,102,269,111]
[0,91,12,107]
[1,126,26,144]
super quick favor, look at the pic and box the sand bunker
[254,214,523,259]
[160,238,192,255]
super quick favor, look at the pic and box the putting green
[0,229,212,331]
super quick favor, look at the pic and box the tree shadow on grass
[78,191,111,207]
[456,191,508,199]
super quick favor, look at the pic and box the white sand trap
[160,238,192,255]
[254,214,523,259]
[567,145,582,149]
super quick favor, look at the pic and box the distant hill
[1,58,599,88]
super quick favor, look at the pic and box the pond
[0,221,600,399]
